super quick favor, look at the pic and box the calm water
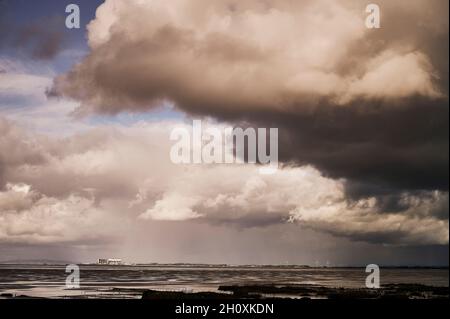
[0,265,448,299]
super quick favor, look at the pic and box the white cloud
[53,0,444,116]
[340,51,442,103]
[0,183,112,244]
[0,58,90,136]
[290,194,449,245]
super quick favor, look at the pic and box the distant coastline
[0,260,448,269]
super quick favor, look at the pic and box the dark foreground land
[6,283,444,300]
[141,283,449,300]
[1,283,448,300]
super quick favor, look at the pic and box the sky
[0,0,448,266]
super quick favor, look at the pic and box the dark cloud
[15,17,65,60]
[269,97,448,197]
[0,14,66,60]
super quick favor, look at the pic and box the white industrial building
[97,258,123,265]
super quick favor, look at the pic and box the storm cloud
[50,0,449,208]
